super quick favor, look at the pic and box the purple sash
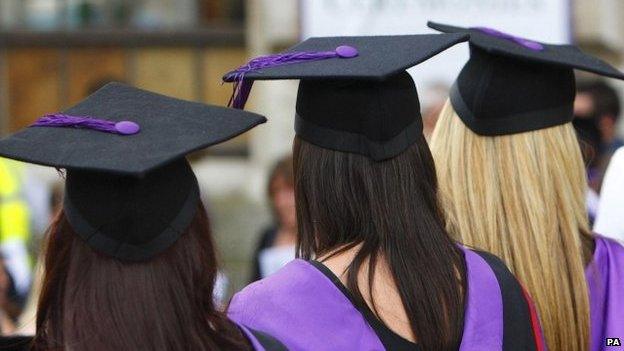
[459,248,504,349]
[228,250,507,350]
[586,236,624,351]
[230,260,385,350]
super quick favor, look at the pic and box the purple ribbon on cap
[223,45,359,109]
[473,27,544,51]
[31,114,140,135]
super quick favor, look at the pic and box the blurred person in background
[0,158,34,318]
[421,82,450,141]
[0,259,16,335]
[594,147,624,242]
[429,22,624,351]
[573,80,623,192]
[9,184,61,337]
[249,155,296,283]
[0,83,286,351]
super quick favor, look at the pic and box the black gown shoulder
[0,332,289,351]
[0,335,33,351]
[244,326,289,351]
[472,249,544,351]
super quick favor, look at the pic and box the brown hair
[33,203,251,351]
[293,136,465,351]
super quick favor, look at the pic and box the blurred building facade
[0,0,264,297]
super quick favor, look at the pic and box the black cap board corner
[427,21,624,136]
[223,34,468,160]
[0,82,267,261]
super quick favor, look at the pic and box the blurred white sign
[300,0,571,105]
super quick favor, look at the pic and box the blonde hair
[430,101,591,351]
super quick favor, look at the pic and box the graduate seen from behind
[223,35,545,351]
[0,83,287,351]
[428,22,624,351]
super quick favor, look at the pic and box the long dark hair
[33,203,251,351]
[293,135,466,351]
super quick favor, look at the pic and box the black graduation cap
[223,34,468,160]
[428,21,624,136]
[0,82,266,261]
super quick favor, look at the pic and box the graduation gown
[228,247,546,351]
[586,236,624,351]
[0,324,286,351]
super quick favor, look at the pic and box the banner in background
[300,0,571,106]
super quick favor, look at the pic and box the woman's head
[430,100,590,350]
[267,155,296,230]
[34,202,249,351]
[293,134,445,256]
[0,82,268,349]
[292,135,465,351]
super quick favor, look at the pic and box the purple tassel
[31,114,140,135]
[473,27,544,51]
[223,45,359,109]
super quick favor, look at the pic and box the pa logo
[607,338,622,347]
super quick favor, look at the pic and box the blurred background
[0,0,623,334]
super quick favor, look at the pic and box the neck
[318,244,417,343]
[274,226,297,247]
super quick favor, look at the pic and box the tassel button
[115,121,141,135]
[336,45,359,58]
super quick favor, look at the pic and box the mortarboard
[0,82,266,261]
[222,34,468,161]
[428,21,624,136]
